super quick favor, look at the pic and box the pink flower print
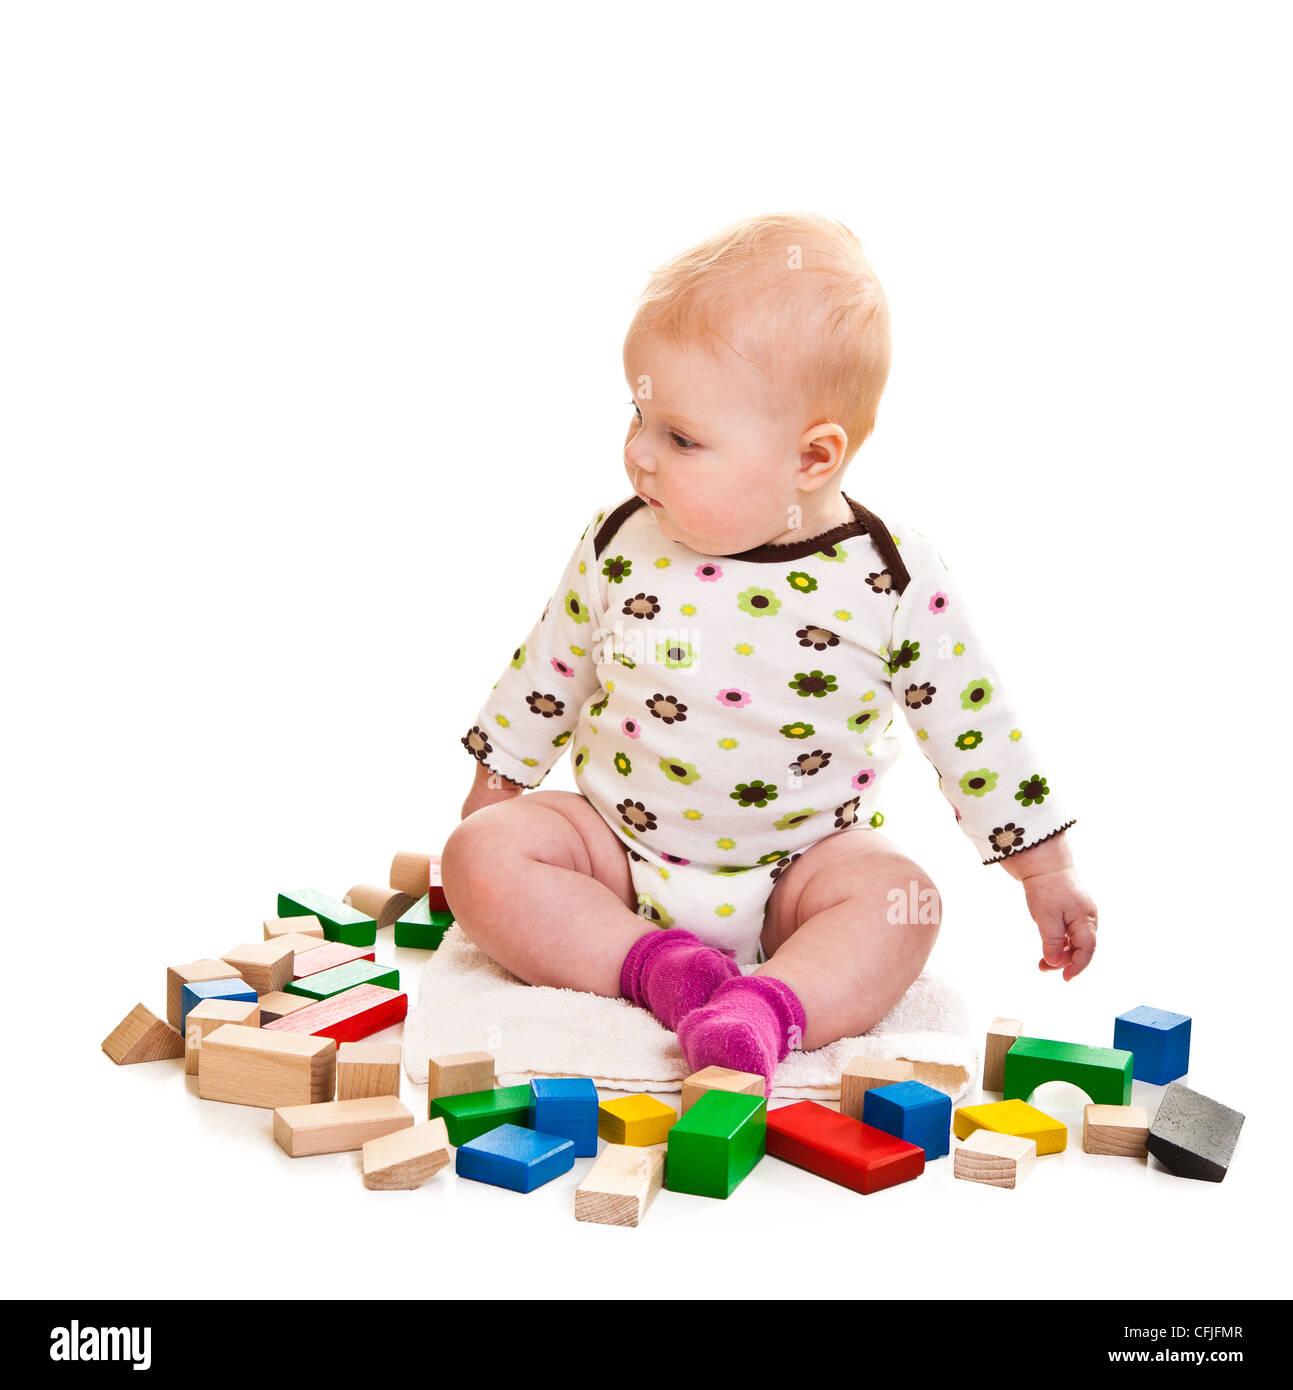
[662,852,691,866]
[716,688,751,709]
[551,658,576,677]
[928,591,949,615]
[696,562,723,582]
[621,717,642,740]
[852,768,877,792]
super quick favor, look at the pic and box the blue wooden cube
[1114,1006,1191,1085]
[528,1077,599,1157]
[862,1079,951,1159]
[179,978,257,1036]
[455,1124,575,1193]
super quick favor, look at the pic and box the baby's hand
[998,833,1098,980]
[461,761,525,820]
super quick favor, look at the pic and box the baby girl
[443,213,1097,1091]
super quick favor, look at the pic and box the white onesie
[462,494,1075,965]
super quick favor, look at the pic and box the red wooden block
[291,941,376,979]
[766,1100,925,1194]
[263,983,407,1043]
[427,854,449,914]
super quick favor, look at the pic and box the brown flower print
[988,824,1026,856]
[526,691,566,718]
[769,852,802,882]
[461,726,492,762]
[622,593,661,620]
[904,682,936,710]
[834,796,861,829]
[795,626,840,651]
[791,749,832,777]
[646,693,688,724]
[616,799,658,833]
[866,570,893,594]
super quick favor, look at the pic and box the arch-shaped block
[1003,1036,1132,1106]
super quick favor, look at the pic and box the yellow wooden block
[953,1098,1067,1155]
[598,1094,678,1146]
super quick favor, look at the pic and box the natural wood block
[166,959,244,1030]
[344,883,417,929]
[338,1042,402,1100]
[184,998,260,1075]
[840,1056,915,1121]
[427,1051,495,1101]
[598,1094,678,1146]
[389,850,431,898]
[197,1024,335,1108]
[264,915,325,941]
[1084,1103,1150,1157]
[575,1144,666,1227]
[983,1017,1023,1092]
[220,940,295,995]
[273,1095,413,1157]
[680,1065,765,1115]
[256,991,315,1025]
[272,931,330,958]
[261,983,407,1043]
[954,1129,1037,1188]
[363,1119,451,1190]
[102,1003,185,1065]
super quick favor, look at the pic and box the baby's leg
[757,830,941,1052]
[441,791,646,995]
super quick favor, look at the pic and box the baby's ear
[796,422,848,490]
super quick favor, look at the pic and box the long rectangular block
[262,983,407,1044]
[1114,1006,1191,1085]
[291,941,376,979]
[1146,1082,1244,1182]
[284,959,398,1001]
[277,889,377,947]
[184,998,261,1075]
[1003,1036,1133,1107]
[456,1124,574,1193]
[983,1017,1023,1092]
[264,914,325,941]
[220,940,295,995]
[666,1090,766,1199]
[102,1003,185,1065]
[256,991,316,1025]
[179,978,257,1037]
[529,1078,599,1157]
[273,1095,414,1157]
[363,1119,452,1190]
[575,1144,666,1227]
[431,1085,532,1146]
[337,1042,402,1101]
[765,1100,925,1195]
[166,959,243,1031]
[197,1024,335,1108]
[393,894,454,950]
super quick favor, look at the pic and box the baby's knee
[810,848,942,927]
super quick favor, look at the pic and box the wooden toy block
[426,1051,495,1102]
[455,1124,575,1193]
[983,1017,1023,1092]
[666,1090,766,1199]
[283,959,399,1001]
[765,1100,925,1195]
[264,914,325,941]
[277,889,377,947]
[337,1042,402,1101]
[1004,1036,1133,1107]
[272,931,330,959]
[344,883,417,929]
[1083,1103,1149,1156]
[262,983,407,1044]
[102,1003,185,1065]
[273,1095,414,1157]
[389,849,432,898]
[954,1098,1068,1155]
[528,1078,599,1157]
[575,1144,666,1227]
[256,991,316,1025]
[291,941,375,979]
[393,895,455,951]
[430,1085,532,1146]
[179,978,257,1037]
[680,1065,765,1115]
[840,1057,915,1121]
[362,1119,452,1190]
[953,1129,1037,1188]
[166,959,244,1030]
[184,998,260,1075]
[597,1094,678,1147]
[220,940,295,995]
[862,1080,952,1159]
[197,1024,335,1108]
[426,855,449,914]
[1146,1082,1244,1182]
[1114,1005,1192,1085]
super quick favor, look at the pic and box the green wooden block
[278,889,376,947]
[665,1090,766,1199]
[283,958,398,1000]
[393,894,454,950]
[431,1086,532,1146]
[1003,1036,1133,1107]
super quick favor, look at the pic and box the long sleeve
[459,508,607,788]
[886,530,1076,863]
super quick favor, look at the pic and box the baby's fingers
[1061,913,1098,981]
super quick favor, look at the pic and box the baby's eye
[669,431,697,451]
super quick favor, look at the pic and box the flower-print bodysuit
[462,494,1075,965]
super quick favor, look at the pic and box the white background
[4,1,1289,1302]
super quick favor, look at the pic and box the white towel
[403,926,976,1102]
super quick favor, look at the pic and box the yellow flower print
[680,602,698,616]
[862,690,876,702]
[734,642,754,656]
[569,644,586,657]
[953,642,966,656]
[495,714,511,727]
[522,757,538,767]
[715,904,736,918]
[682,808,703,821]
[1009,728,1022,742]
[605,679,615,692]
[718,737,739,750]
[716,837,736,851]
[578,561,586,574]
[654,557,671,569]
[659,867,670,880]
[917,728,929,740]
[834,609,852,622]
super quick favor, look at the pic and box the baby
[443,213,1097,1091]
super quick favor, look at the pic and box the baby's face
[622,333,838,556]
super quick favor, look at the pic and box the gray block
[1146,1081,1244,1182]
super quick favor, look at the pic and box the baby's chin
[646,503,767,557]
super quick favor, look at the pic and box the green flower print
[737,586,782,618]
[602,555,632,584]
[847,709,880,735]
[774,807,819,831]
[789,670,838,698]
[780,721,816,739]
[960,678,994,710]
[572,746,590,775]
[731,780,778,808]
[613,651,636,669]
[869,811,885,828]
[817,545,848,563]
[714,864,758,875]
[635,893,674,927]
[1015,774,1050,807]
[510,645,526,669]
[655,639,696,669]
[552,729,572,748]
[659,757,701,785]
[564,589,591,625]
[756,850,790,866]
[786,570,818,594]
[954,730,984,751]
[888,639,920,672]
[588,694,609,718]
[959,769,998,798]
[613,751,632,777]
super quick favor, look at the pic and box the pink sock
[619,928,741,1032]
[675,975,806,1095]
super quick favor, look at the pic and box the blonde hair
[625,213,892,460]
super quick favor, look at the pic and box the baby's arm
[888,531,1096,977]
